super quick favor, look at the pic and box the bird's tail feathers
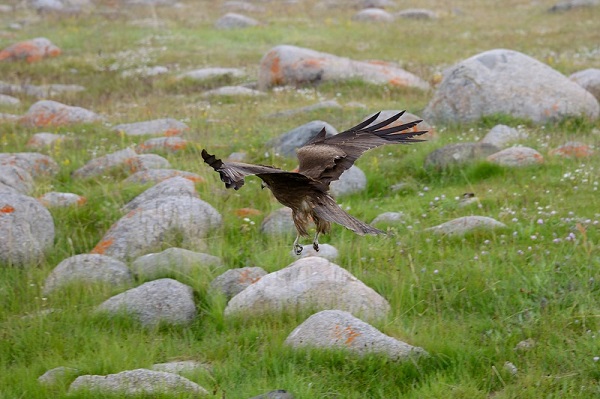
[313,196,384,236]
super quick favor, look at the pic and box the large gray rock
[330,165,367,196]
[92,195,222,261]
[112,118,189,137]
[72,148,138,179]
[480,124,528,148]
[548,0,599,12]
[569,68,600,100]
[424,142,499,168]
[68,369,208,395]
[224,256,391,320]
[396,8,438,19]
[20,100,104,128]
[178,67,246,81]
[210,266,268,299]
[268,120,338,157]
[258,45,429,90]
[426,216,506,236]
[0,192,54,267]
[43,254,133,295]
[0,165,34,194]
[423,49,599,123]
[122,176,198,212]
[285,310,427,360]
[97,278,197,327]
[131,247,222,280]
[0,152,60,177]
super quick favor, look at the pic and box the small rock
[514,338,536,352]
[371,211,405,225]
[68,369,208,395]
[131,247,222,280]
[424,142,500,169]
[26,132,69,150]
[249,390,295,399]
[128,154,171,172]
[210,266,268,299]
[0,93,19,105]
[0,37,61,62]
[42,254,133,295]
[214,13,260,29]
[480,125,528,148]
[426,216,506,236]
[352,8,395,22]
[151,360,210,374]
[121,65,169,78]
[268,120,338,157]
[38,366,81,387]
[549,141,594,158]
[396,8,437,19]
[38,192,86,207]
[112,118,189,137]
[285,310,427,360]
[202,85,265,97]
[503,361,518,376]
[569,68,600,100]
[486,146,544,167]
[178,67,246,81]
[330,165,367,197]
[136,137,189,153]
[20,100,103,127]
[291,243,338,261]
[260,207,296,236]
[548,0,600,12]
[97,279,197,327]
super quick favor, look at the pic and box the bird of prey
[202,111,427,254]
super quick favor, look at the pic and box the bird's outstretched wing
[312,194,384,236]
[296,111,427,186]
[202,149,288,190]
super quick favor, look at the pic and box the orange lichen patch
[76,196,87,206]
[0,40,61,63]
[124,158,140,173]
[389,77,409,87]
[234,207,262,217]
[23,110,69,127]
[183,175,205,183]
[333,325,362,345]
[0,205,15,213]
[91,238,114,254]
[269,53,283,85]
[166,141,187,151]
[237,269,262,284]
[550,143,594,158]
[164,128,184,137]
[300,58,325,69]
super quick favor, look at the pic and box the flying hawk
[202,111,427,254]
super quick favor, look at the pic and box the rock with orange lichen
[72,148,138,179]
[127,154,171,173]
[424,49,599,124]
[20,100,104,128]
[224,256,391,321]
[112,118,189,137]
[258,45,429,90]
[210,266,267,300]
[38,192,87,208]
[122,168,204,185]
[285,310,428,361]
[486,146,544,167]
[0,191,54,267]
[136,137,189,153]
[549,141,595,158]
[0,37,61,63]
[0,165,34,194]
[92,195,221,261]
[0,152,60,177]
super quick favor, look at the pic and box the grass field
[0,0,599,397]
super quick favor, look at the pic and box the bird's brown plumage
[202,111,427,254]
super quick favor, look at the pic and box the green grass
[1,0,600,397]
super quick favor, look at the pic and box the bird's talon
[313,243,319,252]
[294,245,303,255]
